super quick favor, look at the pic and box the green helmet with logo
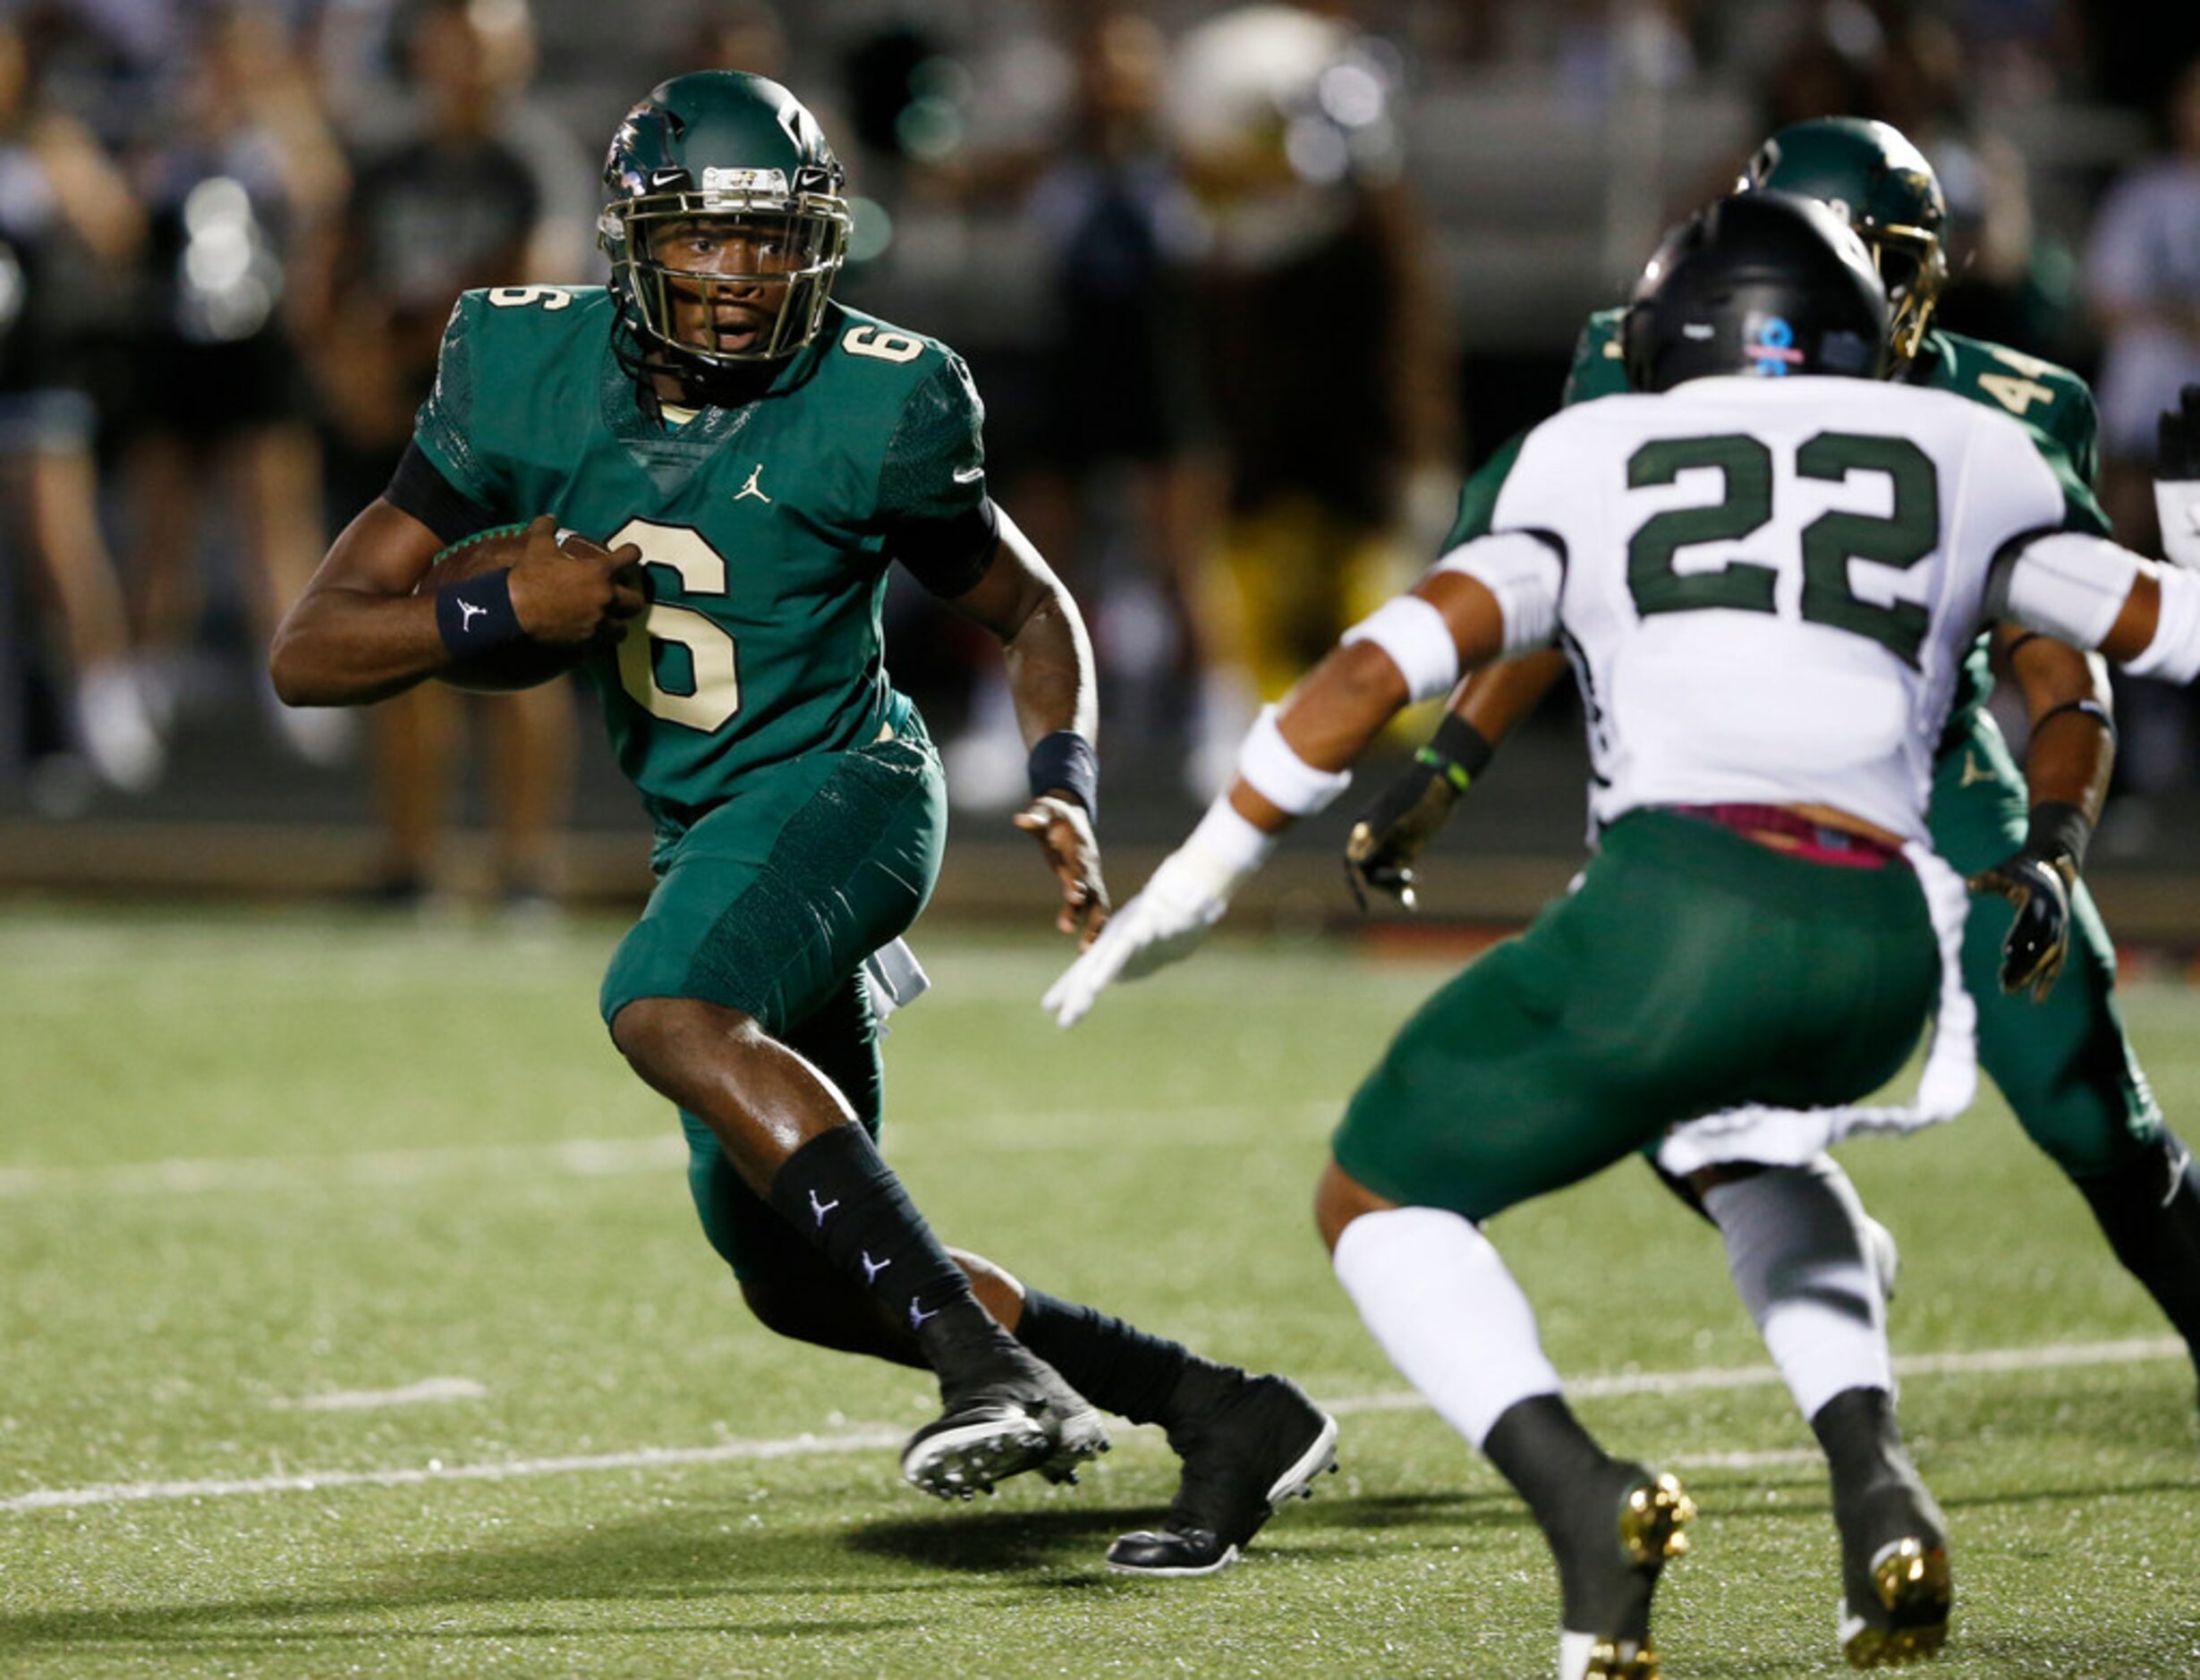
[1740,117,1947,371]
[599,71,852,366]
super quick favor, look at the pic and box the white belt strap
[861,938,930,1035]
[1656,843,1976,1175]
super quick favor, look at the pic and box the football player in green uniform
[1348,118,2200,1400]
[270,71,1335,1571]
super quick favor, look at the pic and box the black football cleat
[1834,1472,1951,1667]
[1106,1372,1339,1576]
[901,1344,1109,1501]
[1552,1462,1695,1680]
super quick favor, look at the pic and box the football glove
[1343,715,1493,911]
[1043,805,1273,1027]
[2157,383,2200,570]
[1966,800,2089,1002]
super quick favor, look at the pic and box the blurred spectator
[1873,13,2071,359]
[1168,4,1460,786]
[314,0,582,908]
[122,3,352,767]
[937,7,1226,806]
[0,14,162,802]
[677,0,791,81]
[2085,55,2200,830]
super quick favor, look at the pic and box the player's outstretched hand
[1344,757,1460,911]
[506,516,647,646]
[1041,849,1228,1027]
[1014,794,1109,946]
[1966,852,2075,1002]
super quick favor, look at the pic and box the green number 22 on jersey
[1626,431,1938,667]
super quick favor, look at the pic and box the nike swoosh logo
[951,465,985,484]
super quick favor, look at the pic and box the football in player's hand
[417,523,625,693]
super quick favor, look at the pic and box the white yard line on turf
[0,1102,1346,1201]
[4,1335,2181,1517]
[269,1378,489,1412]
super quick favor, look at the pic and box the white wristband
[2156,479,2200,570]
[1341,595,1461,703]
[1237,706,1353,815]
[2127,562,2200,685]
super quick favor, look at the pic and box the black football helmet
[1621,191,1890,394]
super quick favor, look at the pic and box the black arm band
[434,568,525,658]
[2024,798,2094,873]
[2033,695,2117,744]
[891,498,1002,598]
[386,439,497,547]
[1026,729,1099,818]
[1416,713,1497,792]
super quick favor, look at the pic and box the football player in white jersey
[1045,193,2200,1677]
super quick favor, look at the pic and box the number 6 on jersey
[611,519,740,731]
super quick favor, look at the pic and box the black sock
[767,1125,1003,1383]
[1810,1384,1905,1489]
[1482,1395,1626,1632]
[1015,1290,1215,1425]
[2074,1131,2200,1356]
[1482,1393,1613,1526]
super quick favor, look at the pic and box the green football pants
[1930,712,2161,1177]
[599,727,947,1280]
[1333,810,1939,1222]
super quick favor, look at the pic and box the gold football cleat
[1841,1537,1952,1667]
[1619,1472,1697,1566]
[1584,1636,1661,1679]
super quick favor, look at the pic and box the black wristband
[434,568,525,658]
[2024,798,2093,873]
[1416,713,1497,792]
[1026,729,1099,818]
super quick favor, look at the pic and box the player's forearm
[269,588,449,706]
[2007,636,2115,824]
[1227,642,1409,834]
[1448,649,1570,742]
[1001,585,1098,746]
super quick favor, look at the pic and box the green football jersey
[1446,309,2111,744]
[412,286,988,843]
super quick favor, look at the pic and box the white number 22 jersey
[1461,374,2092,843]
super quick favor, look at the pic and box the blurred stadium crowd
[2,0,2196,903]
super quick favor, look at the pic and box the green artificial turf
[2,903,2196,1676]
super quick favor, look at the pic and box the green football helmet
[599,71,852,366]
[1740,117,1948,371]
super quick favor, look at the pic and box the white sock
[1332,1206,1561,1449]
[1704,1158,1892,1421]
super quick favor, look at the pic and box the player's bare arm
[1345,649,1569,907]
[269,508,641,706]
[941,508,1108,946]
[1042,568,1508,1024]
[1963,629,2115,999]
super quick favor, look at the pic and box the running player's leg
[693,972,1335,1570]
[1322,813,1941,1676]
[1695,1160,1949,1666]
[604,734,1104,1496]
[1932,716,2200,1383]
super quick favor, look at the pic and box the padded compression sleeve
[2127,563,2200,684]
[1990,532,2142,653]
[888,496,1000,598]
[385,440,498,547]
[1432,530,1564,656]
